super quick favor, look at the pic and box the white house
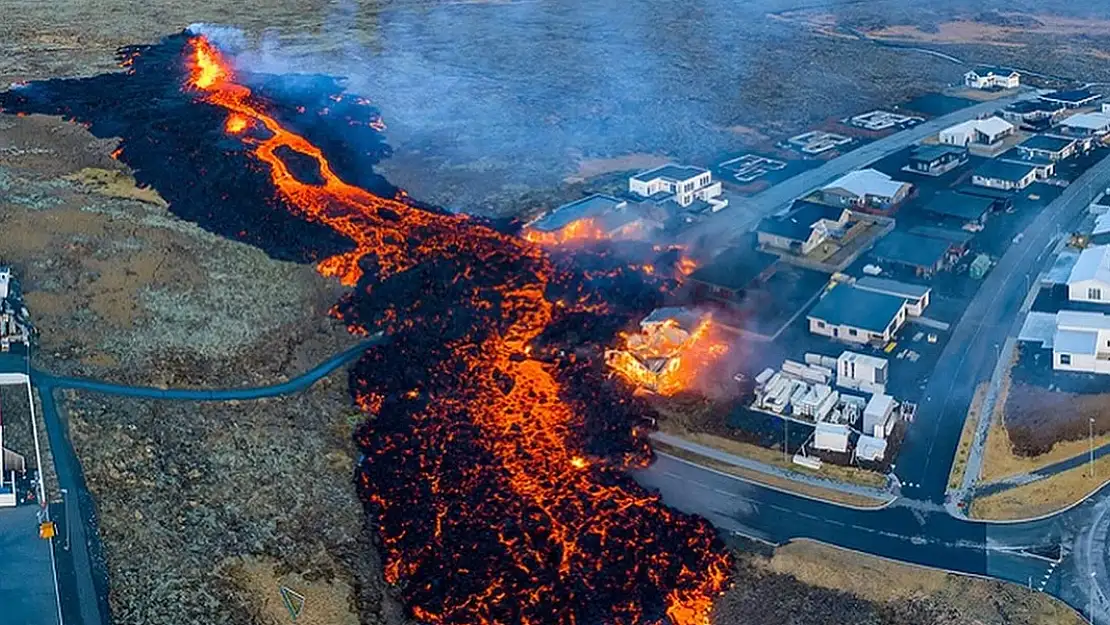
[756,201,859,257]
[964,67,1020,90]
[1059,112,1110,137]
[971,159,1038,191]
[819,169,912,211]
[628,164,727,212]
[836,350,889,395]
[807,283,909,345]
[939,117,1015,148]
[863,393,896,439]
[1053,310,1110,374]
[1067,244,1110,303]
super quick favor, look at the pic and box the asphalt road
[0,505,62,625]
[896,155,1110,502]
[680,92,1027,250]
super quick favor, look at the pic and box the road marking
[712,488,734,497]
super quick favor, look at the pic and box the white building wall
[808,318,891,344]
[1055,351,1110,374]
[1069,279,1110,303]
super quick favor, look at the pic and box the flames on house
[170,34,732,625]
[606,308,729,396]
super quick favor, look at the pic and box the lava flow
[182,35,732,625]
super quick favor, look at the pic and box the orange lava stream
[523,217,606,246]
[186,36,728,625]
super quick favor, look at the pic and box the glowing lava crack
[186,36,732,625]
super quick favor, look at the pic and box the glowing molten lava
[606,315,729,396]
[523,217,607,246]
[186,36,730,625]
[224,112,248,133]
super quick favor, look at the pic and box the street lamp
[1091,570,1097,624]
[1091,418,1097,479]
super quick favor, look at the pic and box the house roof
[1006,100,1065,115]
[921,190,994,221]
[909,225,974,244]
[1054,328,1099,355]
[1059,309,1110,331]
[909,144,966,163]
[687,241,777,291]
[973,159,1038,183]
[871,232,952,269]
[975,116,1015,136]
[1061,112,1110,131]
[1093,213,1110,237]
[757,201,846,242]
[631,164,708,184]
[969,66,1019,78]
[807,284,907,334]
[1068,245,1110,286]
[854,276,931,300]
[1041,89,1100,104]
[531,194,625,232]
[641,307,702,331]
[956,185,1015,201]
[1018,134,1077,153]
[822,169,908,199]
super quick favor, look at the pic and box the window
[1090,287,1103,301]
[848,328,858,336]
[816,320,826,328]
[1060,353,1072,365]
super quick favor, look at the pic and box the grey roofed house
[756,201,846,242]
[909,225,974,246]
[972,66,1018,77]
[871,231,952,270]
[973,159,1038,184]
[1068,245,1110,285]
[687,242,777,292]
[854,276,931,299]
[807,285,907,334]
[1055,328,1099,355]
[631,164,708,183]
[530,194,625,232]
[909,145,967,163]
[921,190,994,222]
[1018,134,1076,153]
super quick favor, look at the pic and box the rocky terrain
[0,112,359,388]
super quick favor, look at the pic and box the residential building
[964,67,1020,90]
[971,159,1038,191]
[1058,112,1110,137]
[807,283,909,344]
[870,231,954,277]
[836,350,889,395]
[685,242,778,308]
[756,201,860,256]
[1016,134,1078,161]
[909,225,974,258]
[853,276,931,316]
[818,169,913,211]
[863,394,897,439]
[999,152,1056,180]
[628,164,727,212]
[1092,214,1110,246]
[920,190,995,225]
[1067,244,1110,304]
[1002,100,1067,129]
[1052,310,1110,374]
[1039,89,1101,109]
[938,117,1014,148]
[525,194,662,242]
[903,145,968,177]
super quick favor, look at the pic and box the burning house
[605,308,728,396]
[524,194,663,244]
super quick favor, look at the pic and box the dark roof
[1018,134,1077,153]
[807,284,906,334]
[1006,100,1065,114]
[921,190,994,221]
[688,242,777,291]
[909,225,974,245]
[757,201,845,242]
[530,194,625,232]
[1001,152,1055,168]
[854,276,931,299]
[972,159,1038,183]
[909,145,966,163]
[632,164,707,183]
[871,232,951,269]
[955,185,1014,200]
[1040,89,1100,104]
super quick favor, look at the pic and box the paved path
[651,431,895,504]
[0,505,62,625]
[680,92,1027,250]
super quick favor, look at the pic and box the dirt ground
[64,377,404,625]
[971,454,1110,521]
[729,539,1083,625]
[948,382,987,490]
[0,112,358,387]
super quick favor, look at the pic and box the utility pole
[59,488,70,551]
[783,418,788,462]
[1091,570,1097,624]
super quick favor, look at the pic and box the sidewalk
[650,431,896,504]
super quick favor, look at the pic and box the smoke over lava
[1,32,733,625]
